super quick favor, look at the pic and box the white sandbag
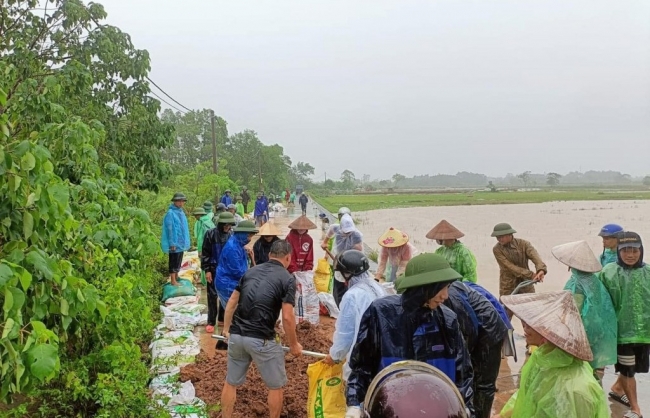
[165,295,200,307]
[168,380,196,406]
[317,292,340,318]
[169,304,206,316]
[168,398,207,418]
[294,271,320,325]
[151,345,200,374]
[151,330,199,350]
[381,282,397,295]
[150,372,179,391]
[161,318,195,331]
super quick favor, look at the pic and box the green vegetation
[315,189,650,212]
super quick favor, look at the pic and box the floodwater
[353,199,650,416]
[195,200,650,417]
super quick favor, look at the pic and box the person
[201,212,237,333]
[551,240,617,381]
[375,227,419,282]
[345,253,474,418]
[161,192,190,286]
[491,223,547,317]
[235,196,245,218]
[193,207,215,286]
[289,191,296,206]
[598,223,623,266]
[252,222,281,265]
[321,213,364,307]
[254,191,269,227]
[221,189,233,206]
[213,202,227,225]
[216,220,258,308]
[298,192,309,215]
[227,203,243,226]
[203,201,214,220]
[495,291,609,418]
[324,250,387,382]
[285,215,317,273]
[600,231,650,418]
[241,187,251,214]
[428,220,478,283]
[284,189,290,205]
[362,361,469,418]
[221,240,303,418]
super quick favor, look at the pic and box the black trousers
[207,280,225,326]
[472,342,503,418]
[243,203,248,213]
[332,279,348,308]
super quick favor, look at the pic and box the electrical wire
[146,76,194,113]
[148,90,187,114]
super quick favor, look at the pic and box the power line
[148,90,187,114]
[146,76,193,113]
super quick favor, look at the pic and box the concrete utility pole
[210,109,217,174]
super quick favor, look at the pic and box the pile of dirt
[180,320,335,418]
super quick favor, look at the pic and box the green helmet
[171,192,187,202]
[491,223,517,237]
[396,253,461,292]
[217,212,237,225]
[192,207,207,216]
[234,220,259,234]
[203,201,213,211]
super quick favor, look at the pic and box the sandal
[623,411,643,418]
[609,392,631,407]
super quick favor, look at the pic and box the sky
[99,0,650,180]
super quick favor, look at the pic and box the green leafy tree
[546,172,562,186]
[517,171,532,187]
[341,170,356,184]
[392,173,406,187]
[643,176,650,187]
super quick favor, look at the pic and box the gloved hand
[345,406,362,418]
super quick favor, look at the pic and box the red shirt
[286,229,314,273]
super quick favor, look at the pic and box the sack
[294,271,320,325]
[307,361,347,418]
[314,258,332,294]
[317,293,340,319]
[162,279,196,302]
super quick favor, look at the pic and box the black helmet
[335,250,369,278]
[364,361,468,418]
[216,203,227,212]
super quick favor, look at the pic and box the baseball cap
[618,231,642,249]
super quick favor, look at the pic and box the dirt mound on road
[180,321,334,418]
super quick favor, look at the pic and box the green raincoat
[500,344,609,418]
[563,269,617,369]
[600,263,650,344]
[600,248,617,267]
[194,214,215,285]
[235,202,245,217]
[434,241,478,283]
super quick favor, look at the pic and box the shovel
[214,297,229,350]
[211,335,327,359]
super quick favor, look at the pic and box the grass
[314,189,650,212]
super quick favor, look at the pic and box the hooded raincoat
[376,243,419,282]
[195,214,215,285]
[563,269,617,368]
[161,204,190,254]
[215,232,249,307]
[600,248,617,266]
[435,241,478,283]
[235,202,245,217]
[252,236,279,265]
[346,293,474,414]
[600,261,650,344]
[329,272,386,381]
[500,344,609,418]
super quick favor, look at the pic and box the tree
[341,170,356,183]
[487,181,497,192]
[546,172,562,186]
[392,173,406,187]
[517,171,532,187]
[643,176,650,187]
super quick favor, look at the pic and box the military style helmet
[363,361,468,418]
[171,192,187,202]
[217,212,237,225]
[227,204,236,210]
[216,203,227,212]
[334,250,369,280]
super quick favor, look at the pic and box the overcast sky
[100,0,650,180]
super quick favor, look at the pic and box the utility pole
[324,172,327,182]
[210,109,217,174]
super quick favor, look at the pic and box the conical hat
[288,215,317,230]
[425,220,465,240]
[551,241,602,273]
[378,227,409,248]
[257,222,282,236]
[501,291,593,361]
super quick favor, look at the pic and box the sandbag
[314,258,332,294]
[162,279,196,302]
[318,293,340,319]
[294,271,320,325]
[307,361,347,418]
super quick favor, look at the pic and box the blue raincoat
[215,232,249,306]
[220,194,233,206]
[161,204,190,254]
[563,269,617,369]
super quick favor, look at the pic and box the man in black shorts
[601,231,650,418]
[220,240,303,418]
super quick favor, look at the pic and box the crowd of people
[160,191,649,418]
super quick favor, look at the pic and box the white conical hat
[501,291,593,361]
[257,222,282,236]
[551,240,602,273]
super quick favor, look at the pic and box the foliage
[517,171,532,187]
[546,172,562,186]
[643,176,650,187]
[1,1,172,415]
[392,173,406,187]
